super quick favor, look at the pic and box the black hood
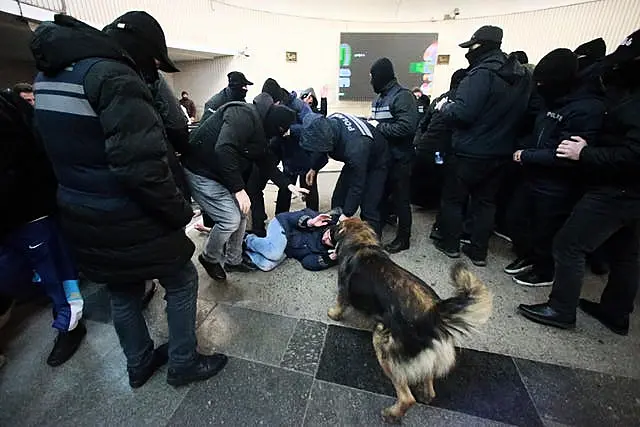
[477,51,526,85]
[300,113,335,153]
[31,14,132,76]
[253,92,274,120]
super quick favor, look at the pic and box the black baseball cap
[228,71,253,87]
[105,11,179,73]
[459,25,503,48]
[602,29,640,67]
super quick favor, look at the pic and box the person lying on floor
[244,209,340,271]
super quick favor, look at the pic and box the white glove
[288,184,310,200]
[368,119,379,128]
[434,97,449,111]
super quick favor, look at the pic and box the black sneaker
[47,322,87,367]
[167,353,228,387]
[579,299,629,336]
[493,229,512,243]
[513,270,553,287]
[434,241,460,258]
[226,254,258,273]
[128,343,169,388]
[384,235,410,254]
[504,257,534,275]
[198,254,227,281]
[460,233,472,245]
[461,245,486,267]
[429,226,442,241]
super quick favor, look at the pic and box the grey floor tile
[280,319,327,374]
[317,325,542,426]
[304,380,512,427]
[144,293,217,343]
[168,356,313,426]
[515,358,640,426]
[196,303,298,365]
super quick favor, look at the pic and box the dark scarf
[465,41,501,66]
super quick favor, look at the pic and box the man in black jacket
[202,71,253,122]
[511,49,605,287]
[184,93,307,282]
[301,112,389,236]
[369,58,418,253]
[519,29,640,335]
[31,12,227,388]
[435,25,532,266]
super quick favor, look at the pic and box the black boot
[167,352,228,387]
[384,233,410,254]
[129,343,169,388]
[579,299,629,336]
[518,303,575,329]
[198,254,226,281]
[47,322,87,367]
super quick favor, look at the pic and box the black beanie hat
[264,104,296,137]
[510,51,529,64]
[533,48,578,85]
[370,58,395,93]
[575,38,606,70]
[450,69,467,90]
[262,78,285,103]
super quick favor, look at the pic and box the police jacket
[371,80,418,161]
[441,51,532,158]
[30,15,194,284]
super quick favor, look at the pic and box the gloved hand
[368,119,379,128]
[434,97,449,111]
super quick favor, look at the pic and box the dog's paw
[327,307,343,321]
[381,408,402,424]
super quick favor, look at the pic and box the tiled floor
[1,171,639,426]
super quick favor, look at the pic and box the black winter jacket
[30,15,194,284]
[441,51,532,158]
[0,92,58,239]
[520,87,605,194]
[371,80,418,161]
[202,87,245,122]
[184,96,290,193]
[580,86,640,194]
[416,91,454,161]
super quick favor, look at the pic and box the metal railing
[15,0,66,13]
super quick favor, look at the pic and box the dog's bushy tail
[436,262,493,338]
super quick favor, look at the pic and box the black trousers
[246,165,269,231]
[440,156,509,258]
[549,189,640,316]
[505,182,535,258]
[381,156,413,237]
[276,172,319,214]
[332,166,387,236]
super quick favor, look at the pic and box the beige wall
[60,0,640,115]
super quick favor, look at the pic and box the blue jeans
[1,216,83,332]
[186,170,246,266]
[109,261,198,369]
[245,219,288,271]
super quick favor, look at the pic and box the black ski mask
[533,48,578,104]
[370,58,395,94]
[602,59,640,89]
[465,41,501,66]
[264,105,296,138]
[107,31,159,83]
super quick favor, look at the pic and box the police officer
[302,112,389,236]
[369,57,418,253]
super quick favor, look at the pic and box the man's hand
[434,96,449,111]
[320,85,329,98]
[288,184,310,200]
[235,189,251,215]
[556,136,587,161]
[305,169,317,186]
[513,150,523,163]
[328,249,337,261]
[368,119,379,128]
[308,214,332,227]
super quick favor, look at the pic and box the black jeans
[276,172,319,214]
[440,156,509,258]
[381,156,413,237]
[332,166,388,236]
[529,188,580,278]
[506,182,535,259]
[549,189,640,316]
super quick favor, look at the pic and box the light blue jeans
[245,218,288,271]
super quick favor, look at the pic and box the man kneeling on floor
[244,209,340,271]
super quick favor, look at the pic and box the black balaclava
[533,48,578,104]
[108,31,159,83]
[603,59,640,90]
[227,72,249,101]
[262,78,285,104]
[574,38,606,71]
[264,104,296,138]
[465,40,501,66]
[370,58,395,94]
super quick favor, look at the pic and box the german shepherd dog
[327,218,493,423]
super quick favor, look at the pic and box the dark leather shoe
[434,241,460,258]
[579,299,629,336]
[429,226,442,241]
[226,254,258,272]
[198,254,226,281]
[461,245,486,267]
[47,322,87,367]
[167,353,228,387]
[384,235,410,254]
[128,343,169,388]
[518,303,576,329]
